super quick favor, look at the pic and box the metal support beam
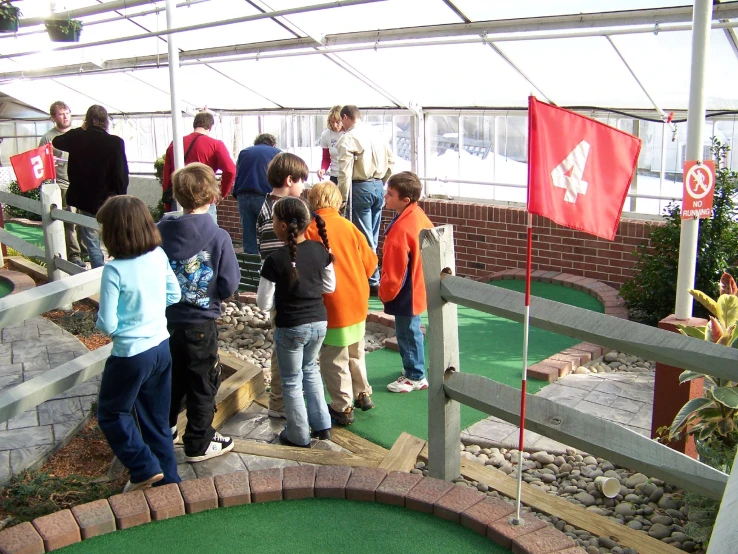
[20,0,156,27]
[166,0,185,186]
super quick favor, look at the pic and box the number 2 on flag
[551,140,590,203]
[30,155,44,179]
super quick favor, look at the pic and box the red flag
[527,96,641,241]
[10,144,56,192]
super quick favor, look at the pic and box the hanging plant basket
[44,19,83,42]
[0,6,19,33]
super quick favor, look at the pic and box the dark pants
[97,339,180,485]
[167,320,222,456]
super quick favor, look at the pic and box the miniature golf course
[4,222,44,247]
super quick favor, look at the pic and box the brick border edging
[0,467,584,554]
[0,268,35,295]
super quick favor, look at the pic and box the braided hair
[313,214,335,264]
[273,196,311,287]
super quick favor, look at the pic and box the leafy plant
[3,181,41,221]
[0,1,20,21]
[44,18,83,35]
[150,155,166,221]
[620,138,738,326]
[154,155,165,184]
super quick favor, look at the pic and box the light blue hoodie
[96,247,181,357]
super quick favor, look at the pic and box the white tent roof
[0,0,737,114]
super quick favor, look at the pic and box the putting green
[4,222,45,248]
[348,280,603,448]
[59,498,507,554]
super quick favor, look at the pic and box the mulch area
[42,299,111,351]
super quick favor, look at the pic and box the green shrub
[620,138,738,326]
[3,181,41,221]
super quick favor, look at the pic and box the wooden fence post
[39,182,68,284]
[420,224,460,481]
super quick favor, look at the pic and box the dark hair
[272,197,325,287]
[267,152,308,189]
[96,195,161,259]
[254,133,277,147]
[193,111,215,130]
[314,214,335,265]
[49,101,69,117]
[172,163,221,210]
[340,105,360,121]
[387,171,422,203]
[84,105,109,131]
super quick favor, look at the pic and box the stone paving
[0,316,97,485]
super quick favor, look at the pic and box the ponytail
[314,214,335,264]
[287,218,299,287]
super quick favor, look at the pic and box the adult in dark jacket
[232,134,280,254]
[53,104,128,268]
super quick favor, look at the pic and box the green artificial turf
[0,278,12,298]
[351,280,603,448]
[59,498,507,554]
[4,221,45,247]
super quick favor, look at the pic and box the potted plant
[44,18,83,42]
[0,1,20,33]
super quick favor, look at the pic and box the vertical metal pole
[659,122,668,208]
[675,0,712,319]
[629,120,640,213]
[165,0,185,186]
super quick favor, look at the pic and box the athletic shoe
[69,258,87,269]
[279,429,311,448]
[170,425,182,445]
[354,392,375,411]
[184,432,234,463]
[328,405,354,426]
[386,376,429,393]
[268,409,286,419]
[123,473,163,493]
[311,428,332,441]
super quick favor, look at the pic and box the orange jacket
[379,203,434,316]
[305,208,378,329]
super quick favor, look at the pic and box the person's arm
[378,234,409,303]
[51,127,78,152]
[96,266,120,336]
[318,148,330,179]
[217,236,242,299]
[355,227,378,278]
[216,141,236,198]
[162,143,174,192]
[114,137,129,195]
[321,262,336,293]
[383,141,395,183]
[337,135,355,201]
[164,260,182,307]
[256,277,276,312]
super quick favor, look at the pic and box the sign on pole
[681,160,715,219]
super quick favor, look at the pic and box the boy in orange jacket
[379,172,434,393]
[305,182,378,425]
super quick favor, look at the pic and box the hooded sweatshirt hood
[158,212,219,260]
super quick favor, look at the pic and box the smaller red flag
[10,144,56,192]
[527,97,642,241]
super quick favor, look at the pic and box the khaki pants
[319,338,372,412]
[269,310,283,413]
[59,186,87,261]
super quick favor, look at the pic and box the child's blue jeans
[394,315,426,381]
[97,339,180,485]
[274,322,331,446]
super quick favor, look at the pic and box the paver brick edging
[0,466,583,553]
[0,269,35,295]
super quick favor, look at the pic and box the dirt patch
[42,299,111,351]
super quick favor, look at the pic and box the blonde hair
[309,181,343,210]
[326,105,342,130]
[172,162,221,210]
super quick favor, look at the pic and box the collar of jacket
[385,202,420,236]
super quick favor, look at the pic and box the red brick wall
[217,197,661,290]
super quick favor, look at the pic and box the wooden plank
[378,432,426,473]
[420,225,461,480]
[443,371,728,500]
[7,256,47,283]
[0,227,45,258]
[50,208,99,230]
[440,275,738,382]
[330,427,388,464]
[231,439,379,467]
[0,344,112,424]
[707,450,738,554]
[176,352,265,437]
[0,190,42,215]
[0,266,103,329]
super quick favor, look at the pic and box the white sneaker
[184,432,234,463]
[386,376,429,393]
[170,425,182,445]
[123,473,163,493]
[267,409,286,419]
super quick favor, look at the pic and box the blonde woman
[317,106,344,184]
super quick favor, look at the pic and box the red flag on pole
[527,96,642,241]
[10,144,56,192]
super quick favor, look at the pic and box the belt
[352,178,382,184]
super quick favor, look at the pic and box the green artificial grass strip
[60,498,506,554]
[351,280,603,448]
[0,279,12,298]
[5,222,45,247]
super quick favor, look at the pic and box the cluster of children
[93,151,434,488]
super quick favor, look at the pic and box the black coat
[52,127,129,214]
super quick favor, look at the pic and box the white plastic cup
[594,476,620,498]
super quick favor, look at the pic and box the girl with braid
[256,196,335,447]
[305,182,377,426]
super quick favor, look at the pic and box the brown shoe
[123,473,164,493]
[355,392,375,411]
[328,405,354,425]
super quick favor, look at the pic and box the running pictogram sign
[681,160,715,219]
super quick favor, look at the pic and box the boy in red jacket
[379,172,434,393]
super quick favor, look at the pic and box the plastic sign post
[681,160,715,219]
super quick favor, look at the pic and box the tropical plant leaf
[713,387,738,409]
[720,272,738,296]
[679,370,706,384]
[718,323,736,346]
[689,289,720,318]
[676,325,706,340]
[670,397,712,437]
[706,317,725,343]
[716,417,735,436]
[718,294,738,327]
[698,422,718,440]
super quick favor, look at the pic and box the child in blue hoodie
[158,163,241,463]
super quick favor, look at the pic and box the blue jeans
[97,339,180,485]
[394,315,426,381]
[237,193,266,255]
[274,322,331,446]
[79,209,105,268]
[208,203,218,225]
[351,179,384,286]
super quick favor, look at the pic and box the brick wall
[218,197,661,290]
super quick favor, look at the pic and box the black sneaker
[278,429,311,448]
[184,432,234,462]
[328,405,354,426]
[354,392,375,411]
[311,428,332,441]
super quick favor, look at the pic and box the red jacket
[379,203,434,317]
[162,132,236,199]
